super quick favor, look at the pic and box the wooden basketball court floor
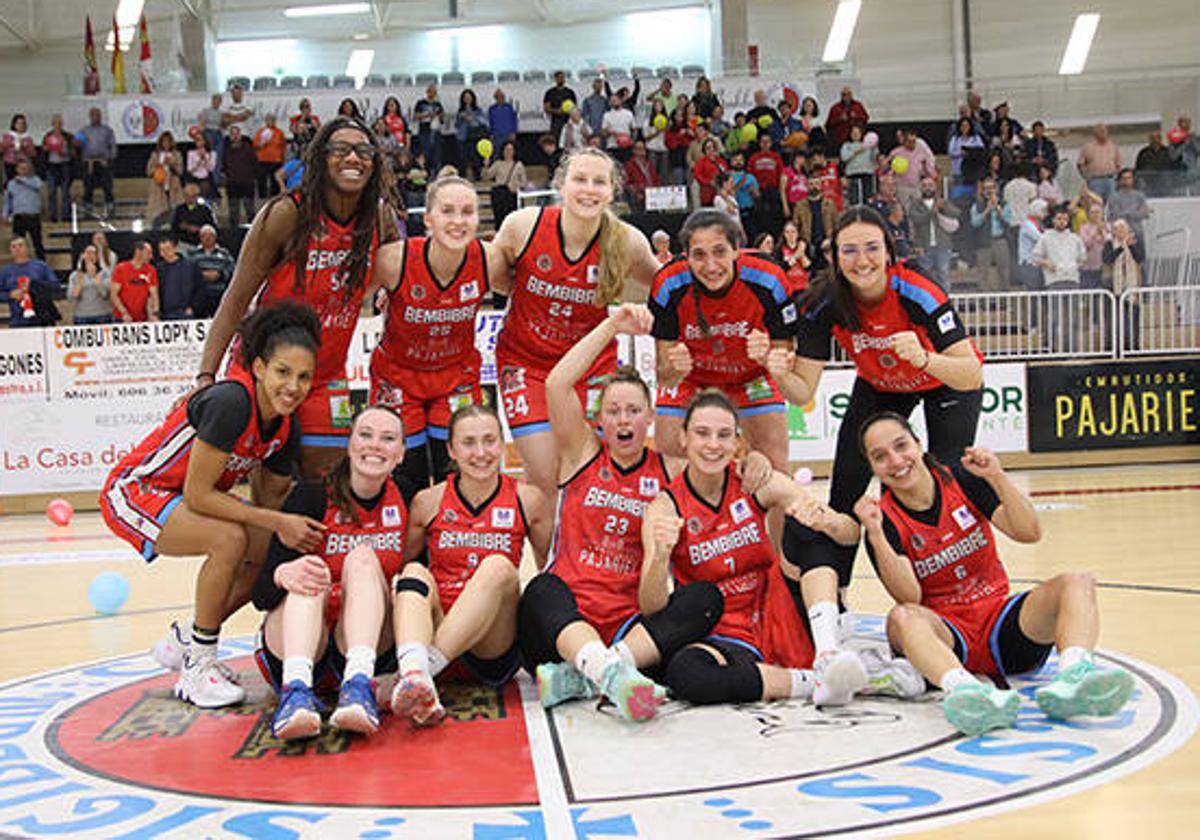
[0,461,1197,839]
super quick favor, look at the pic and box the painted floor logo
[0,628,1194,839]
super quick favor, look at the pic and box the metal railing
[1119,286,1200,357]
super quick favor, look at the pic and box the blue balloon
[88,571,130,615]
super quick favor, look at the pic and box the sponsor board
[1027,358,1200,452]
[0,622,1192,838]
[788,363,1028,461]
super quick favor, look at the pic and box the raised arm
[855,494,922,604]
[638,494,682,616]
[758,470,859,546]
[960,447,1042,543]
[519,483,555,569]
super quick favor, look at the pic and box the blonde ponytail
[595,208,628,306]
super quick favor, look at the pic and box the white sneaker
[175,649,246,708]
[813,649,869,706]
[152,619,191,671]
[858,647,927,699]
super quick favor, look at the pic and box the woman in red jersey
[102,303,326,709]
[388,405,553,726]
[641,391,923,707]
[370,175,509,491]
[854,412,1132,735]
[518,305,772,722]
[193,116,399,479]
[755,206,984,693]
[252,406,409,740]
[491,147,661,500]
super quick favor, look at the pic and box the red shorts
[655,374,786,418]
[100,476,184,561]
[371,362,483,447]
[938,592,1051,677]
[294,378,354,447]
[493,346,616,438]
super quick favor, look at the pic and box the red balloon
[1166,127,1188,145]
[47,498,73,527]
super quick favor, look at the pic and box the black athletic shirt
[186,381,299,476]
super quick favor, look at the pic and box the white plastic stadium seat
[306,75,331,89]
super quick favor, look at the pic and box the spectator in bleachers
[190,224,234,318]
[1023,120,1058,173]
[769,98,802,147]
[643,99,670,183]
[488,89,519,148]
[3,159,46,261]
[712,172,739,219]
[664,110,693,185]
[89,230,117,272]
[1015,198,1047,290]
[753,231,775,254]
[887,128,937,206]
[685,123,711,206]
[839,125,874,206]
[1106,168,1151,242]
[807,148,844,213]
[536,133,561,182]
[727,151,760,236]
[600,94,636,163]
[948,117,986,201]
[605,74,642,115]
[1135,131,1178,196]
[380,96,408,150]
[1033,204,1087,351]
[543,71,577,141]
[171,182,218,246]
[824,86,869,153]
[289,97,320,155]
[723,112,749,155]
[623,138,660,212]
[1077,123,1122,203]
[692,77,720,120]
[1167,114,1199,188]
[794,173,837,272]
[1036,162,1064,206]
[991,120,1022,176]
[985,149,1010,193]
[744,89,778,129]
[796,96,826,153]
[966,92,992,140]
[1003,162,1038,242]
[992,102,1022,137]
[438,94,460,174]
[1105,219,1144,351]
[650,229,673,264]
[970,176,1012,290]
[749,133,785,234]
[110,240,159,323]
[455,89,487,180]
[413,85,444,172]
[197,93,225,170]
[41,115,72,222]
[649,77,678,118]
[2,114,36,181]
[337,98,361,119]
[559,108,590,153]
[580,78,608,136]
[0,236,59,327]
[145,131,184,226]
[691,138,725,207]
[709,104,731,140]
[483,140,526,227]
[222,126,258,227]
[780,150,808,222]
[67,243,113,325]
[907,175,960,289]
[226,84,255,132]
[1078,200,1108,289]
[186,132,218,199]
[155,235,200,320]
[80,107,117,213]
[253,114,287,199]
[777,219,811,291]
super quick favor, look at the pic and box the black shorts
[944,591,1052,680]
[255,632,398,695]
[698,636,764,666]
[461,644,523,687]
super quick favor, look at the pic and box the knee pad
[518,573,581,642]
[394,576,430,597]
[663,646,762,706]
[783,519,854,584]
[641,582,724,661]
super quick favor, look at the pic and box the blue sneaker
[1036,660,1134,720]
[271,681,324,740]
[330,674,381,735]
[942,683,1019,736]
[536,662,597,709]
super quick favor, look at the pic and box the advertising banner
[1027,358,1200,451]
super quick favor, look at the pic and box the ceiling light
[1059,13,1100,75]
[823,0,862,63]
[283,3,370,19]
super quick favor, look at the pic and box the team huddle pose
[103,143,1133,741]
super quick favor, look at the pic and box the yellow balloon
[476,138,494,159]
[562,99,574,113]
[757,114,773,128]
[653,114,668,130]
[741,123,758,142]
[890,156,910,175]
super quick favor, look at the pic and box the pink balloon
[863,131,879,148]
[47,498,74,527]
[794,467,814,485]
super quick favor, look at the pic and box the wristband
[195,371,216,384]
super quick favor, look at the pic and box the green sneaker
[536,661,597,709]
[942,683,1020,736]
[1036,660,1134,720]
[597,660,667,722]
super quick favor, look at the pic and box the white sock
[939,667,978,692]
[396,642,429,677]
[1058,646,1092,671]
[574,640,617,686]
[613,641,637,666]
[426,645,449,677]
[789,668,815,699]
[808,601,840,655]
[282,657,313,687]
[343,646,376,682]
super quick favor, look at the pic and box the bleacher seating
[390,73,414,86]
[630,66,653,79]
[441,72,465,85]
[656,66,679,78]
[681,64,706,77]
[226,76,251,91]
[578,69,599,81]
[252,76,277,92]
[306,75,331,89]
[415,72,439,86]
[522,70,546,83]
[606,67,629,80]
[331,75,356,89]
[470,71,495,85]
[363,74,387,89]
[497,70,520,83]
[279,76,303,90]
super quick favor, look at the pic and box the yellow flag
[111,14,126,95]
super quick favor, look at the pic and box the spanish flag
[138,13,153,94]
[83,15,100,95]
[111,13,126,95]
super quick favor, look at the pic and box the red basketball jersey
[550,446,671,642]
[879,468,1010,611]
[372,237,486,378]
[494,206,612,370]
[319,478,408,585]
[650,252,796,386]
[258,195,378,384]
[426,474,528,613]
[106,365,291,494]
[666,465,775,651]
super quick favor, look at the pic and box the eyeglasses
[327,141,377,160]
[838,242,885,260]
